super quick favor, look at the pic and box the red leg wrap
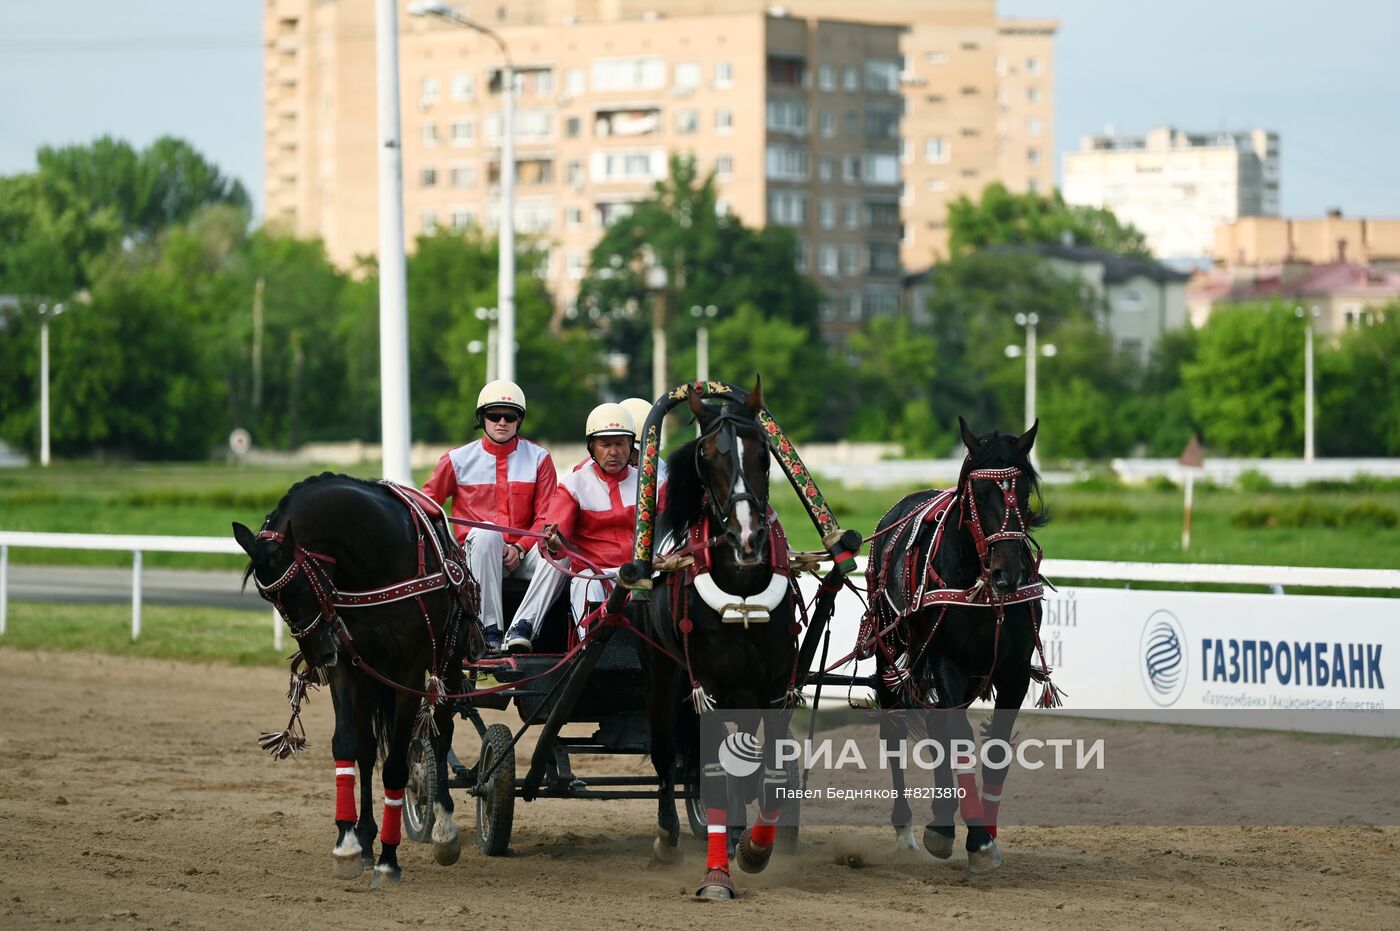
[381,787,405,845]
[706,808,729,870]
[955,771,984,826]
[981,782,1004,839]
[335,760,357,823]
[750,809,780,848]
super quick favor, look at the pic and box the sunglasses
[483,411,520,424]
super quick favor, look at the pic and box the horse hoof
[433,832,462,866]
[651,831,682,865]
[332,854,365,880]
[695,868,737,901]
[966,839,1004,878]
[735,828,773,875]
[370,864,402,888]
[923,827,955,861]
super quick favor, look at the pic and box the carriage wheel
[475,723,515,856]
[682,758,707,841]
[403,734,438,844]
[777,756,801,855]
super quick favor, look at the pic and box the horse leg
[929,660,1001,877]
[430,669,462,866]
[879,710,922,858]
[644,651,684,865]
[328,668,365,879]
[353,688,379,871]
[923,706,958,860]
[371,693,419,888]
[979,667,1031,845]
[737,716,793,874]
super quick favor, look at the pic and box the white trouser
[514,560,619,641]
[467,529,542,633]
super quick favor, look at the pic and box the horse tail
[370,682,396,764]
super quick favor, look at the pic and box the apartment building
[994,18,1056,198]
[1213,211,1400,268]
[1063,125,1281,265]
[265,0,903,345]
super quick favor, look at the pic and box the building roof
[1211,261,1400,303]
[1020,242,1191,284]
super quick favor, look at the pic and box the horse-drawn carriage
[236,378,1054,896]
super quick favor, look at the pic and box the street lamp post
[1004,311,1056,466]
[37,302,64,467]
[646,264,669,402]
[689,304,718,382]
[410,1,515,384]
[475,306,500,383]
[1295,305,1321,461]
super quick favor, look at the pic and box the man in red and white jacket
[422,379,556,650]
[505,403,638,652]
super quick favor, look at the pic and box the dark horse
[638,381,799,900]
[866,417,1052,877]
[233,473,478,885]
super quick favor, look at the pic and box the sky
[2,0,1398,220]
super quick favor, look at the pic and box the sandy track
[1,648,1397,930]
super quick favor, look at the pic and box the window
[1117,288,1144,312]
[715,108,734,133]
[961,127,980,137]
[516,109,553,141]
[818,156,836,182]
[674,61,701,90]
[564,206,583,229]
[842,66,859,91]
[818,245,839,277]
[715,60,734,87]
[924,136,949,163]
[591,56,665,92]
[450,163,475,187]
[420,166,438,187]
[1026,56,1042,75]
[794,237,809,274]
[1027,86,1040,104]
[843,110,859,138]
[961,85,979,96]
[819,198,836,230]
[864,285,900,314]
[925,52,948,64]
[566,250,586,281]
[865,153,898,185]
[843,200,860,230]
[866,199,899,230]
[864,60,899,94]
[900,138,910,163]
[715,155,734,179]
[767,190,807,226]
[1027,116,1042,136]
[1027,178,1040,194]
[926,177,947,193]
[819,298,834,321]
[594,107,660,137]
[675,109,698,134]
[819,107,835,138]
[451,73,474,100]
[590,149,664,182]
[421,210,438,232]
[450,209,475,231]
[865,105,899,141]
[842,155,861,184]
[1118,337,1143,364]
[565,116,581,138]
[451,117,476,146]
[846,292,862,320]
[766,56,805,88]
[565,68,585,96]
[818,64,835,91]
[766,98,807,135]
[1027,147,1041,165]
[868,243,899,275]
[765,143,809,181]
[419,76,440,105]
[422,122,440,147]
[961,41,980,51]
[565,159,583,186]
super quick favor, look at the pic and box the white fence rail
[1,532,1397,651]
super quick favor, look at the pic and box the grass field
[1,460,1398,571]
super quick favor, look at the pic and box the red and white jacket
[422,436,556,548]
[547,462,638,568]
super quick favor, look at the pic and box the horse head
[687,377,771,569]
[234,518,341,667]
[956,415,1045,598]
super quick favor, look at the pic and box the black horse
[866,417,1051,877]
[233,473,477,885]
[638,381,799,900]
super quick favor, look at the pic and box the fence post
[273,608,283,653]
[131,549,143,641]
[1,544,8,636]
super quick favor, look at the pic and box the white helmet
[585,403,636,441]
[620,397,653,435]
[476,379,527,417]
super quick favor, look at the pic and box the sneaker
[483,628,504,653]
[504,620,534,654]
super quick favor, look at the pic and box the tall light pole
[1296,304,1321,461]
[1004,312,1056,466]
[376,0,412,484]
[37,302,65,467]
[410,1,515,384]
[690,304,718,382]
[475,306,499,383]
[646,264,670,402]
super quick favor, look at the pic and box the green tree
[1317,304,1400,455]
[1182,303,1304,455]
[946,182,1151,259]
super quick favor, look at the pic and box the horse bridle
[252,529,340,641]
[695,409,768,534]
[960,465,1031,561]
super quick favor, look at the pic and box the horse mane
[242,472,384,589]
[957,432,1050,530]
[659,438,704,540]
